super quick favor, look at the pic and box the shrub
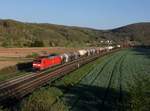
[20,87,68,111]
[30,40,44,47]
[0,106,9,111]
[26,52,39,58]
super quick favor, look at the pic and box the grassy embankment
[0,52,40,81]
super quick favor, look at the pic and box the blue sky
[0,0,150,29]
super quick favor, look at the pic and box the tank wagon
[78,50,87,57]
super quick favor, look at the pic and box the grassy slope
[0,19,105,47]
[111,23,150,45]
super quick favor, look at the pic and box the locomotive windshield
[34,59,41,63]
[48,53,57,58]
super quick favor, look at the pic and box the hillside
[0,19,106,47]
[0,19,150,47]
[110,23,150,45]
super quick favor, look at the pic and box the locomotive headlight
[37,64,41,66]
[33,64,40,66]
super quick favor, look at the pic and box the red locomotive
[32,54,62,70]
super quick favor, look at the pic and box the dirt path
[0,47,78,57]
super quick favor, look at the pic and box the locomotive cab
[32,59,42,70]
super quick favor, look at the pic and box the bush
[21,87,68,111]
[26,52,39,58]
[30,40,44,47]
[0,106,9,111]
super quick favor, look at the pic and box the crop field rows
[59,51,127,111]
[53,49,150,111]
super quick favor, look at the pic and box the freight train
[32,46,116,70]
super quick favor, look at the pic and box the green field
[58,48,150,111]
[1,48,150,111]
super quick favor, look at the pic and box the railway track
[0,55,93,90]
[0,49,120,104]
